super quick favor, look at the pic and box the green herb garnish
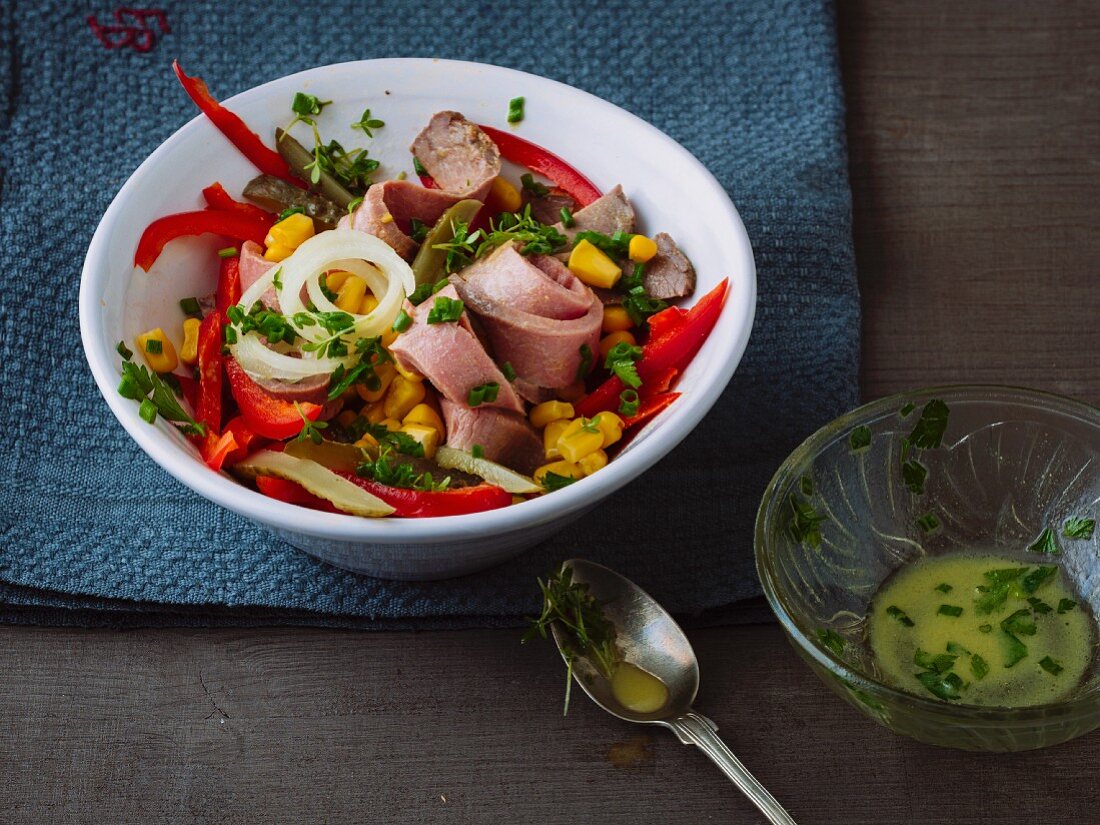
[1021,565,1057,593]
[938,604,963,617]
[293,402,329,445]
[971,655,989,680]
[1039,656,1064,676]
[471,444,484,459]
[116,341,133,359]
[217,246,238,259]
[915,670,965,701]
[1000,608,1037,638]
[914,648,957,673]
[907,399,950,449]
[886,605,915,627]
[326,336,393,401]
[560,206,575,227]
[618,389,640,417]
[408,277,449,307]
[604,342,643,389]
[1057,598,1077,614]
[412,155,427,176]
[392,310,412,333]
[467,382,500,407]
[346,196,363,215]
[351,107,385,138]
[934,583,952,593]
[800,476,814,496]
[785,493,826,548]
[1063,516,1095,540]
[574,229,632,260]
[541,471,578,492]
[179,296,202,317]
[522,564,618,714]
[144,339,163,355]
[899,402,915,417]
[901,458,928,494]
[409,218,429,243]
[849,425,872,452]
[576,343,594,381]
[817,628,846,657]
[278,205,306,222]
[918,512,941,533]
[501,362,518,382]
[116,348,206,437]
[1027,528,1060,556]
[507,96,525,124]
[1027,597,1053,614]
[426,296,465,324]
[520,172,549,197]
[1001,633,1029,668]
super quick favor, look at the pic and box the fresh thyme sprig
[523,564,619,715]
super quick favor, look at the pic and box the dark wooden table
[4,4,1098,822]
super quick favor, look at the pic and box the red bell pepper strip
[200,430,239,471]
[195,313,224,435]
[134,209,273,271]
[336,472,512,518]
[478,125,602,207]
[215,254,242,317]
[255,476,338,512]
[221,416,266,466]
[175,373,199,410]
[172,61,299,186]
[224,357,322,440]
[417,173,439,189]
[202,181,276,225]
[575,278,730,418]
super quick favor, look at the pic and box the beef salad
[117,62,729,518]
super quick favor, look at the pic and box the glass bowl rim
[755,383,1100,720]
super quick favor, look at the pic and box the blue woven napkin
[0,0,858,628]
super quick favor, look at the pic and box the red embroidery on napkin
[87,8,171,52]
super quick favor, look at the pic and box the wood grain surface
[3,3,1099,823]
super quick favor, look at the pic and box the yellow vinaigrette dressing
[611,662,669,714]
[868,552,1094,706]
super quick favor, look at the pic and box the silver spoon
[550,559,797,824]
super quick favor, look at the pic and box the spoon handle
[667,711,797,824]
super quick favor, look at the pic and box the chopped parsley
[1026,528,1060,556]
[1062,516,1095,540]
[901,458,928,494]
[357,446,449,491]
[603,342,643,389]
[849,425,872,452]
[817,628,846,657]
[116,345,205,437]
[974,567,1026,614]
[392,309,412,333]
[937,604,963,617]
[886,605,915,627]
[541,471,577,492]
[1021,565,1057,593]
[1027,597,1053,614]
[785,492,826,548]
[1039,656,1064,676]
[934,582,952,594]
[899,402,915,417]
[1057,598,1077,614]
[971,655,990,680]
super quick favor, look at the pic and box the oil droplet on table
[611,662,669,714]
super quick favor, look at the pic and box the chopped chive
[849,425,872,452]
[500,362,517,382]
[217,246,238,259]
[937,604,963,617]
[618,389,640,417]
[179,296,202,317]
[392,309,412,333]
[507,96,525,124]
[426,296,465,324]
[278,205,306,221]
[144,339,163,355]
[934,583,952,593]
[914,648,956,673]
[116,340,133,360]
[899,402,915,417]
[560,206,575,228]
[467,382,500,407]
[413,155,427,176]
[521,173,550,197]
[471,444,485,459]
[817,628,845,657]
[799,476,814,496]
[138,398,158,424]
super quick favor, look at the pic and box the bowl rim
[755,383,1100,718]
[79,57,757,546]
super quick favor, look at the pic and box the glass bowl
[755,386,1100,751]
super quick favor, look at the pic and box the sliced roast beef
[523,187,576,226]
[238,241,278,308]
[451,243,602,398]
[440,398,544,476]
[410,111,501,202]
[338,180,461,260]
[252,372,332,405]
[552,184,635,248]
[643,232,696,300]
[388,284,524,414]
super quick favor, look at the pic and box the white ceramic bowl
[80,59,756,580]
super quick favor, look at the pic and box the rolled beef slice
[410,111,501,202]
[552,184,635,250]
[238,241,278,309]
[451,243,602,396]
[338,180,461,260]
[388,284,524,415]
[440,398,544,476]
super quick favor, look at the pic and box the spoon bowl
[551,559,797,824]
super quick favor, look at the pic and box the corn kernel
[263,243,295,263]
[602,306,634,333]
[334,410,357,428]
[400,423,440,459]
[567,239,621,289]
[534,460,583,486]
[577,449,608,476]
[599,330,637,361]
[380,213,394,225]
[135,328,178,373]
[335,275,367,313]
[383,375,426,420]
[354,433,380,450]
[511,495,526,506]
[529,400,574,429]
[179,317,201,366]
[324,270,352,291]
[557,418,605,463]
[380,418,403,432]
[593,411,624,448]
[265,212,315,249]
[359,293,379,316]
[356,363,396,403]
[403,403,445,436]
[381,327,399,348]
[544,419,570,459]
[365,402,387,424]
[628,234,658,263]
[393,359,424,383]
[487,176,522,213]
